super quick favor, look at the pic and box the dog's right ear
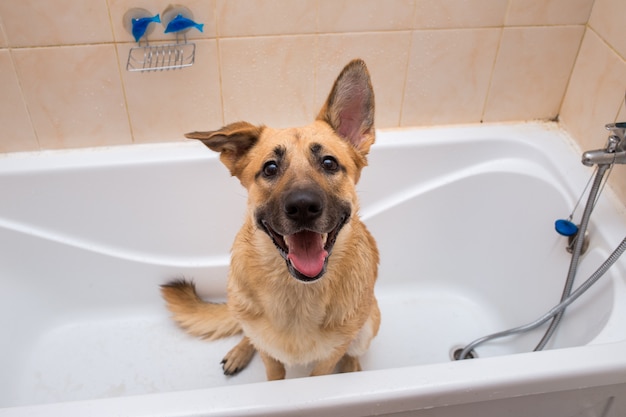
[317,59,375,157]
[185,122,264,177]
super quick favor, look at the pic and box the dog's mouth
[261,215,348,283]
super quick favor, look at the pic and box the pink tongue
[285,231,328,278]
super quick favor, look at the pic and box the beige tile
[609,164,626,206]
[0,15,7,48]
[118,40,222,143]
[414,0,508,29]
[219,35,317,128]
[0,51,38,152]
[589,0,626,60]
[401,28,501,126]
[108,0,216,43]
[609,104,626,205]
[483,26,584,122]
[316,32,411,128]
[617,100,626,123]
[217,0,317,37]
[0,0,113,47]
[12,45,131,150]
[318,0,415,33]
[506,0,594,26]
[560,30,626,154]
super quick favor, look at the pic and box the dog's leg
[259,351,286,380]
[221,336,256,376]
[337,354,362,373]
[311,351,362,376]
[309,344,350,376]
[313,303,381,376]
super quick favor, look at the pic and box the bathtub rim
[3,342,626,417]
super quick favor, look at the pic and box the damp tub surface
[2,122,626,416]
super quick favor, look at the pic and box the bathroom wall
[560,0,626,204]
[0,0,590,149]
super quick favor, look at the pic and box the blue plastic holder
[164,14,204,34]
[131,14,161,42]
[555,219,579,237]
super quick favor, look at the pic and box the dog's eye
[321,156,339,172]
[262,161,279,177]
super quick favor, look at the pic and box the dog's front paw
[221,336,256,376]
[337,354,362,373]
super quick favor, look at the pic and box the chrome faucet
[582,122,626,166]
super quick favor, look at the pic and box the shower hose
[459,163,626,360]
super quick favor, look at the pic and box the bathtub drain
[451,346,477,360]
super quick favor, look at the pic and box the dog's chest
[242,319,344,367]
[243,286,345,366]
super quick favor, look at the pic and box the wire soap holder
[127,35,196,72]
[123,6,203,73]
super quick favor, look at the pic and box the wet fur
[161,59,380,380]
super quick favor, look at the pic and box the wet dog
[161,59,380,380]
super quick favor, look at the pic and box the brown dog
[161,59,380,381]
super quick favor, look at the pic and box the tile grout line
[478,25,504,123]
[555,24,588,123]
[397,2,418,128]
[582,25,626,125]
[1,11,41,150]
[6,48,40,150]
[105,0,134,144]
[0,22,594,51]
[476,0,512,123]
[214,1,226,126]
[313,0,319,117]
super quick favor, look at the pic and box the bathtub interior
[1,123,625,408]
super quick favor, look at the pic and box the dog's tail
[161,279,241,340]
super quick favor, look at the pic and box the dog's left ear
[185,121,264,178]
[317,59,375,156]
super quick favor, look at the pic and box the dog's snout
[284,189,323,222]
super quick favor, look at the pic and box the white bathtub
[2,122,626,416]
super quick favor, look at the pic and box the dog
[161,59,380,381]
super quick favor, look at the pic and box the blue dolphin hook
[164,14,204,34]
[131,14,161,42]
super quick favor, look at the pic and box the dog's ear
[317,59,375,156]
[185,121,264,177]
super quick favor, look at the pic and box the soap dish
[123,6,202,72]
[126,36,196,72]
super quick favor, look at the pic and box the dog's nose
[284,189,323,222]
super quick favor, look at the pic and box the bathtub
[2,122,626,416]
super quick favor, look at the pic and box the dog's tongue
[285,231,327,278]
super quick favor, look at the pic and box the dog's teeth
[322,233,328,245]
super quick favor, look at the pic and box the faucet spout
[581,121,626,167]
[582,149,626,166]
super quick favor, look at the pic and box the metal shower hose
[459,164,626,359]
